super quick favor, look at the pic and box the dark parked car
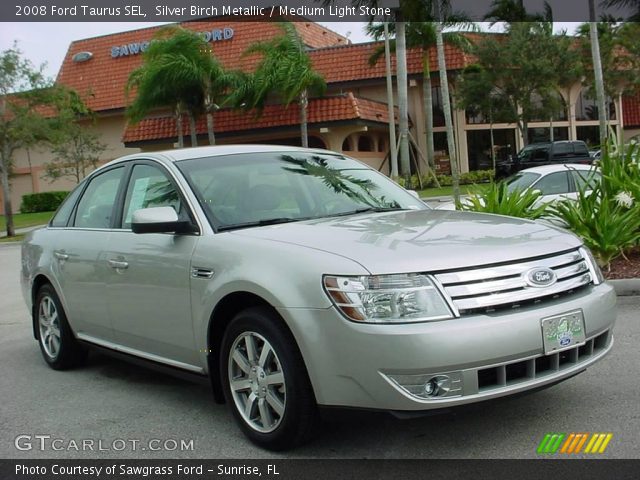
[496,141,592,177]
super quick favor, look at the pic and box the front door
[105,162,200,370]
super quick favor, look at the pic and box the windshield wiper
[217,217,308,232]
[327,206,409,218]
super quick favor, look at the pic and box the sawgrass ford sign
[111,27,234,58]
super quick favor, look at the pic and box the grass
[418,183,492,198]
[0,233,25,243]
[0,211,54,231]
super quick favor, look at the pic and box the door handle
[54,251,69,261]
[108,259,129,270]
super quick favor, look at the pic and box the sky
[0,21,582,80]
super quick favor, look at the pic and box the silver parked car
[21,146,616,450]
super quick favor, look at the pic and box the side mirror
[131,207,196,234]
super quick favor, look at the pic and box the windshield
[505,172,541,192]
[176,151,427,231]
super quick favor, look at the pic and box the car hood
[231,209,581,274]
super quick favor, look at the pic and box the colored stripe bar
[537,434,553,454]
[573,433,589,454]
[548,434,566,453]
[598,434,613,453]
[560,434,575,454]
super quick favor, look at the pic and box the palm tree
[367,20,471,177]
[241,23,326,148]
[433,0,461,204]
[602,0,640,21]
[484,0,553,24]
[126,27,232,148]
[588,0,610,149]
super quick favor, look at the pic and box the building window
[342,137,352,151]
[378,135,387,152]
[576,89,616,121]
[432,86,447,127]
[357,135,373,152]
[529,91,567,122]
[527,127,569,144]
[576,126,599,147]
[466,129,517,171]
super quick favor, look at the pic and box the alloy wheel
[38,295,61,359]
[227,331,287,433]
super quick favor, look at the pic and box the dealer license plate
[541,310,586,354]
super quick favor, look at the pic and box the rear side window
[552,143,572,157]
[572,170,601,191]
[573,143,589,156]
[533,171,570,195]
[50,186,83,228]
[73,167,125,229]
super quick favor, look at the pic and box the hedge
[395,169,495,190]
[21,191,69,213]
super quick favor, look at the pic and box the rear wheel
[36,284,87,370]
[220,307,317,450]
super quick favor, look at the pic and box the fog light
[384,371,463,400]
[424,375,451,397]
[424,380,437,396]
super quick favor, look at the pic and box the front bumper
[279,282,616,411]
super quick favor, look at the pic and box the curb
[608,279,640,297]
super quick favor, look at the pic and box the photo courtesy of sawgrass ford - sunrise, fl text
[1,0,639,478]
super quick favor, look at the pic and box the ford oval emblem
[525,267,556,287]
[72,51,93,63]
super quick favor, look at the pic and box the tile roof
[311,41,468,84]
[57,20,349,112]
[623,94,640,128]
[56,19,469,113]
[122,93,397,144]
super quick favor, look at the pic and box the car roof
[115,145,334,164]
[519,163,597,175]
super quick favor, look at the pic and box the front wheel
[35,284,87,370]
[220,307,317,450]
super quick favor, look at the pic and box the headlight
[323,273,454,323]
[579,246,605,285]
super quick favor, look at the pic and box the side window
[122,164,182,229]
[572,170,601,192]
[531,147,548,161]
[533,171,570,195]
[50,185,84,228]
[552,143,572,157]
[573,143,589,156]
[73,167,125,229]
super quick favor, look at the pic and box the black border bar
[3,459,640,480]
[2,0,638,22]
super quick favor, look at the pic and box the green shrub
[407,169,495,189]
[550,141,640,267]
[21,191,69,213]
[459,181,549,219]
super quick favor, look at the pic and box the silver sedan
[21,146,616,450]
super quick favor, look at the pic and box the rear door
[52,165,127,341]
[105,161,202,370]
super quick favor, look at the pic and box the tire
[35,284,88,370]
[220,306,317,451]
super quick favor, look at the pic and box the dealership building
[3,17,640,213]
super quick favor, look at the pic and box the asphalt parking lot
[1,242,639,459]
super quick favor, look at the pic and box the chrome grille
[434,249,593,313]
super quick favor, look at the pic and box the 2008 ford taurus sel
[21,145,616,450]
